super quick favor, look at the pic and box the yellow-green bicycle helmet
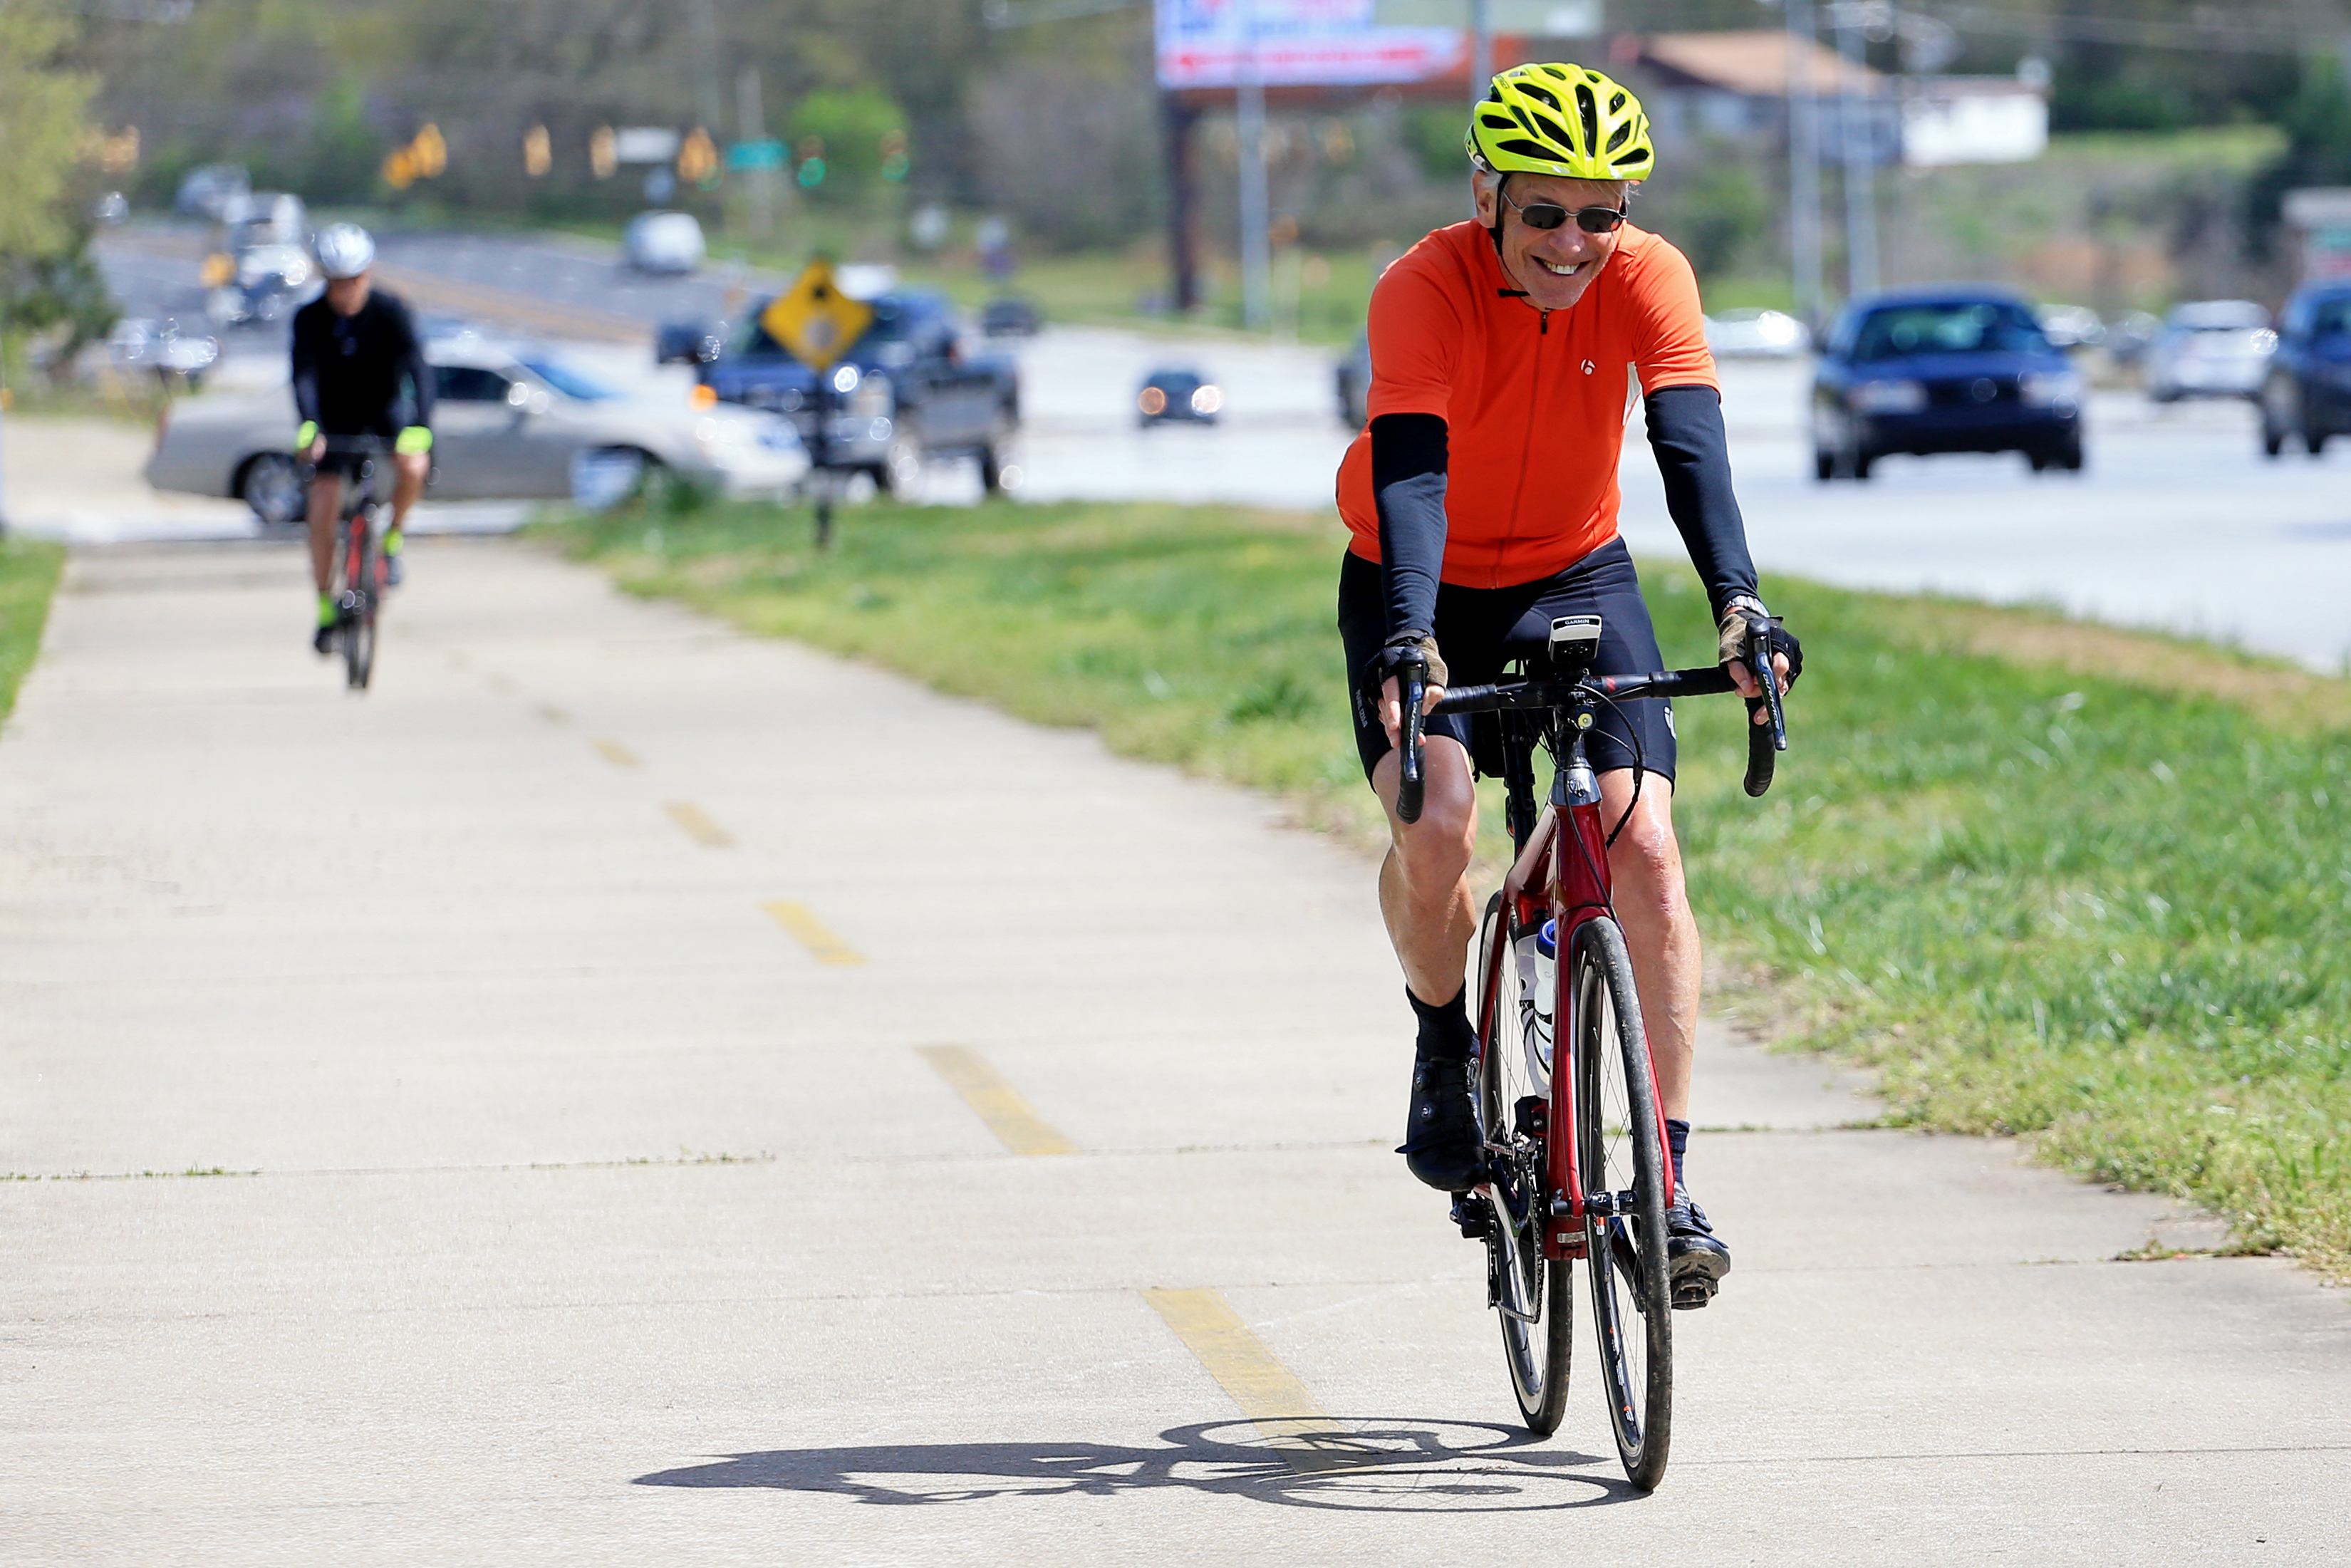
[1465,63,1654,183]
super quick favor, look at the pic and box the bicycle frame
[1475,722,1677,1262]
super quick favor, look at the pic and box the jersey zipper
[1498,310,1550,585]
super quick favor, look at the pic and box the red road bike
[314,436,391,690]
[1394,613,1787,1491]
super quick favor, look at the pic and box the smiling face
[1470,170,1629,313]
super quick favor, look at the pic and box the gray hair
[1473,162,1633,207]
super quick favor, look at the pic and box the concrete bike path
[4,538,2344,1564]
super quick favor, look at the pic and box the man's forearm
[1371,412,1450,640]
[1644,384,1758,614]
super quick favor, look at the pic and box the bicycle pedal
[1450,1193,1493,1241]
[1671,1278,1718,1311]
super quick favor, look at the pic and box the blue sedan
[2258,282,2351,457]
[1810,289,2085,481]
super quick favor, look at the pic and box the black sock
[1665,1117,1691,1194]
[1406,984,1475,1064]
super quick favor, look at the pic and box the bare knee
[1603,782,1688,911]
[1377,741,1477,895]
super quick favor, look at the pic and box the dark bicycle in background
[1394,613,1789,1491]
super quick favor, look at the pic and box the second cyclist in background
[292,223,434,653]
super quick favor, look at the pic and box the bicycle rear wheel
[341,516,376,691]
[1572,915,1673,1490]
[1473,892,1570,1434]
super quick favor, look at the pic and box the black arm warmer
[290,323,321,429]
[1644,384,1759,614]
[1370,412,1449,639]
[393,301,435,429]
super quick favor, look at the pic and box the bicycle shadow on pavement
[635,1418,1649,1513]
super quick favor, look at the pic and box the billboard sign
[1155,0,1467,90]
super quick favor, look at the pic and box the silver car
[146,336,810,523]
[2147,300,2275,403]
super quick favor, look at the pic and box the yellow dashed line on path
[1141,1288,1361,1474]
[915,1045,1074,1156]
[665,801,734,847]
[590,737,639,769]
[538,703,571,725]
[762,900,864,965]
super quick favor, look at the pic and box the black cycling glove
[1718,598,1804,687]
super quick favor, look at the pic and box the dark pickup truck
[659,289,1020,493]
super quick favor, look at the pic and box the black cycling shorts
[1337,536,1678,784]
[313,417,404,479]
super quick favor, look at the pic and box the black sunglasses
[1498,187,1626,234]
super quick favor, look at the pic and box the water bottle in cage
[1514,918,1557,1073]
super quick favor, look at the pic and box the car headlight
[2020,370,2084,408]
[1849,378,1926,414]
[1190,384,1223,415]
[1138,386,1168,416]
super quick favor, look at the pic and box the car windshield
[1851,303,2050,362]
[2312,298,2351,338]
[520,358,616,400]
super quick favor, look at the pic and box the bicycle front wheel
[1473,892,1570,1434]
[1572,915,1673,1490]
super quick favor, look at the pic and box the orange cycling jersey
[1336,219,1718,588]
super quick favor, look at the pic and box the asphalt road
[6,536,2347,1562]
[94,224,2351,665]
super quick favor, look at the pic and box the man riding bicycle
[292,222,434,653]
[1339,65,1800,1304]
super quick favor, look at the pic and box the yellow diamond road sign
[760,259,874,373]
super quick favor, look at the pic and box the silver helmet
[313,222,375,280]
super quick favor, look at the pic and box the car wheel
[237,452,306,525]
[979,444,1011,495]
[2026,450,2048,473]
[2308,428,2330,456]
[2061,440,2085,472]
[2263,421,2285,458]
[1812,448,1835,482]
[1847,448,1874,481]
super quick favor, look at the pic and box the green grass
[0,536,65,726]
[542,494,2351,1278]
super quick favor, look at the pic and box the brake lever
[1396,652,1428,824]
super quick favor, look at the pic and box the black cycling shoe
[312,620,336,656]
[1396,1054,1485,1193]
[1667,1191,1731,1309]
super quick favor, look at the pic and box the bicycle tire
[1473,892,1571,1434]
[341,514,375,691]
[1572,915,1673,1490]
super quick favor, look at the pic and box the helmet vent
[1573,84,1599,157]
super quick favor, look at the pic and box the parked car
[2035,303,2105,350]
[220,191,308,252]
[1137,367,1221,427]
[623,211,705,275]
[2146,300,2274,403]
[1335,332,1371,429]
[173,163,249,220]
[1810,289,2082,480]
[145,334,808,523]
[655,321,727,365]
[108,318,219,388]
[207,243,316,328]
[1704,307,1810,358]
[2258,281,2351,457]
[980,296,1040,337]
[676,288,1021,493]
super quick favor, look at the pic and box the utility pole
[1785,0,1825,332]
[1834,2,1879,299]
[737,66,774,238]
[1236,0,1271,332]
[1470,0,1492,99]
[1164,95,1202,313]
[690,0,725,133]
